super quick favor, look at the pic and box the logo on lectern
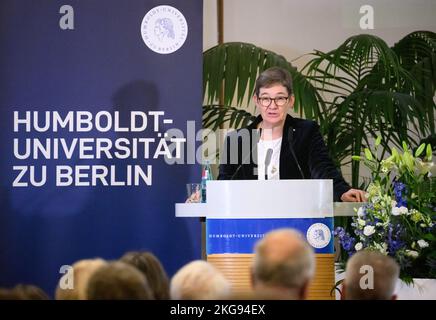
[306,223,331,249]
[141,5,188,54]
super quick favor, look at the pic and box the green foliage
[337,139,435,280]
[203,42,323,122]
[203,32,436,187]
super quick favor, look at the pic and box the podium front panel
[176,180,336,299]
[206,217,334,255]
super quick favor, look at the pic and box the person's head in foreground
[120,251,170,300]
[342,250,400,300]
[170,260,231,300]
[251,228,315,300]
[86,261,153,300]
[0,284,49,300]
[55,258,107,300]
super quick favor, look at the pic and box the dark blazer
[218,114,351,201]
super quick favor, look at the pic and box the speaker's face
[254,84,294,129]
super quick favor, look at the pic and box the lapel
[241,116,262,179]
[280,115,301,179]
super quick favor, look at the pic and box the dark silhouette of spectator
[120,251,170,300]
[0,284,49,300]
[87,261,153,300]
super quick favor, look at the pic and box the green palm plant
[203,42,323,131]
[202,32,436,187]
[303,31,436,187]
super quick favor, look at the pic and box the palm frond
[202,104,256,131]
[392,31,436,134]
[203,42,323,121]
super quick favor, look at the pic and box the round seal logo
[141,5,188,54]
[306,223,331,249]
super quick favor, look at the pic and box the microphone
[287,128,305,179]
[264,148,273,180]
[230,149,252,180]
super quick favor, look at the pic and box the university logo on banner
[141,5,188,54]
[306,223,331,249]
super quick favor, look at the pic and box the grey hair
[170,260,231,300]
[254,67,294,97]
[344,250,400,300]
[252,228,315,289]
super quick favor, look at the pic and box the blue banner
[0,0,202,295]
[207,218,334,254]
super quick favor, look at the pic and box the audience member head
[87,261,153,300]
[0,284,49,300]
[252,228,315,300]
[343,250,399,300]
[55,258,107,300]
[170,260,231,300]
[120,251,170,300]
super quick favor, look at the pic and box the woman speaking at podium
[218,67,365,202]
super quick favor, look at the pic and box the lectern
[175,180,335,300]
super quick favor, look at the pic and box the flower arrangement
[335,137,435,282]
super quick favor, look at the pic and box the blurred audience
[251,228,315,300]
[170,260,231,300]
[0,284,49,300]
[120,251,170,300]
[342,250,400,300]
[86,261,153,300]
[55,258,107,300]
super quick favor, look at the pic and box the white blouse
[257,137,282,180]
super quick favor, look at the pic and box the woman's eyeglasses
[257,96,289,108]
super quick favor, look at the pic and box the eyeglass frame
[256,95,290,108]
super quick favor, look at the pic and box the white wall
[204,0,436,70]
[202,0,436,181]
[203,0,218,51]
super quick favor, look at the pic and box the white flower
[355,242,363,251]
[363,225,375,236]
[417,240,429,248]
[392,207,401,216]
[399,206,408,215]
[391,200,397,207]
[358,219,366,227]
[357,207,364,217]
[405,250,419,258]
[392,206,408,216]
[374,242,388,254]
[409,208,418,216]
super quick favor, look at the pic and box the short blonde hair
[170,260,231,300]
[55,258,107,300]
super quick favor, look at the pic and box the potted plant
[202,32,436,187]
[335,138,435,296]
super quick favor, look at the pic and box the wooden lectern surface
[208,253,335,300]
